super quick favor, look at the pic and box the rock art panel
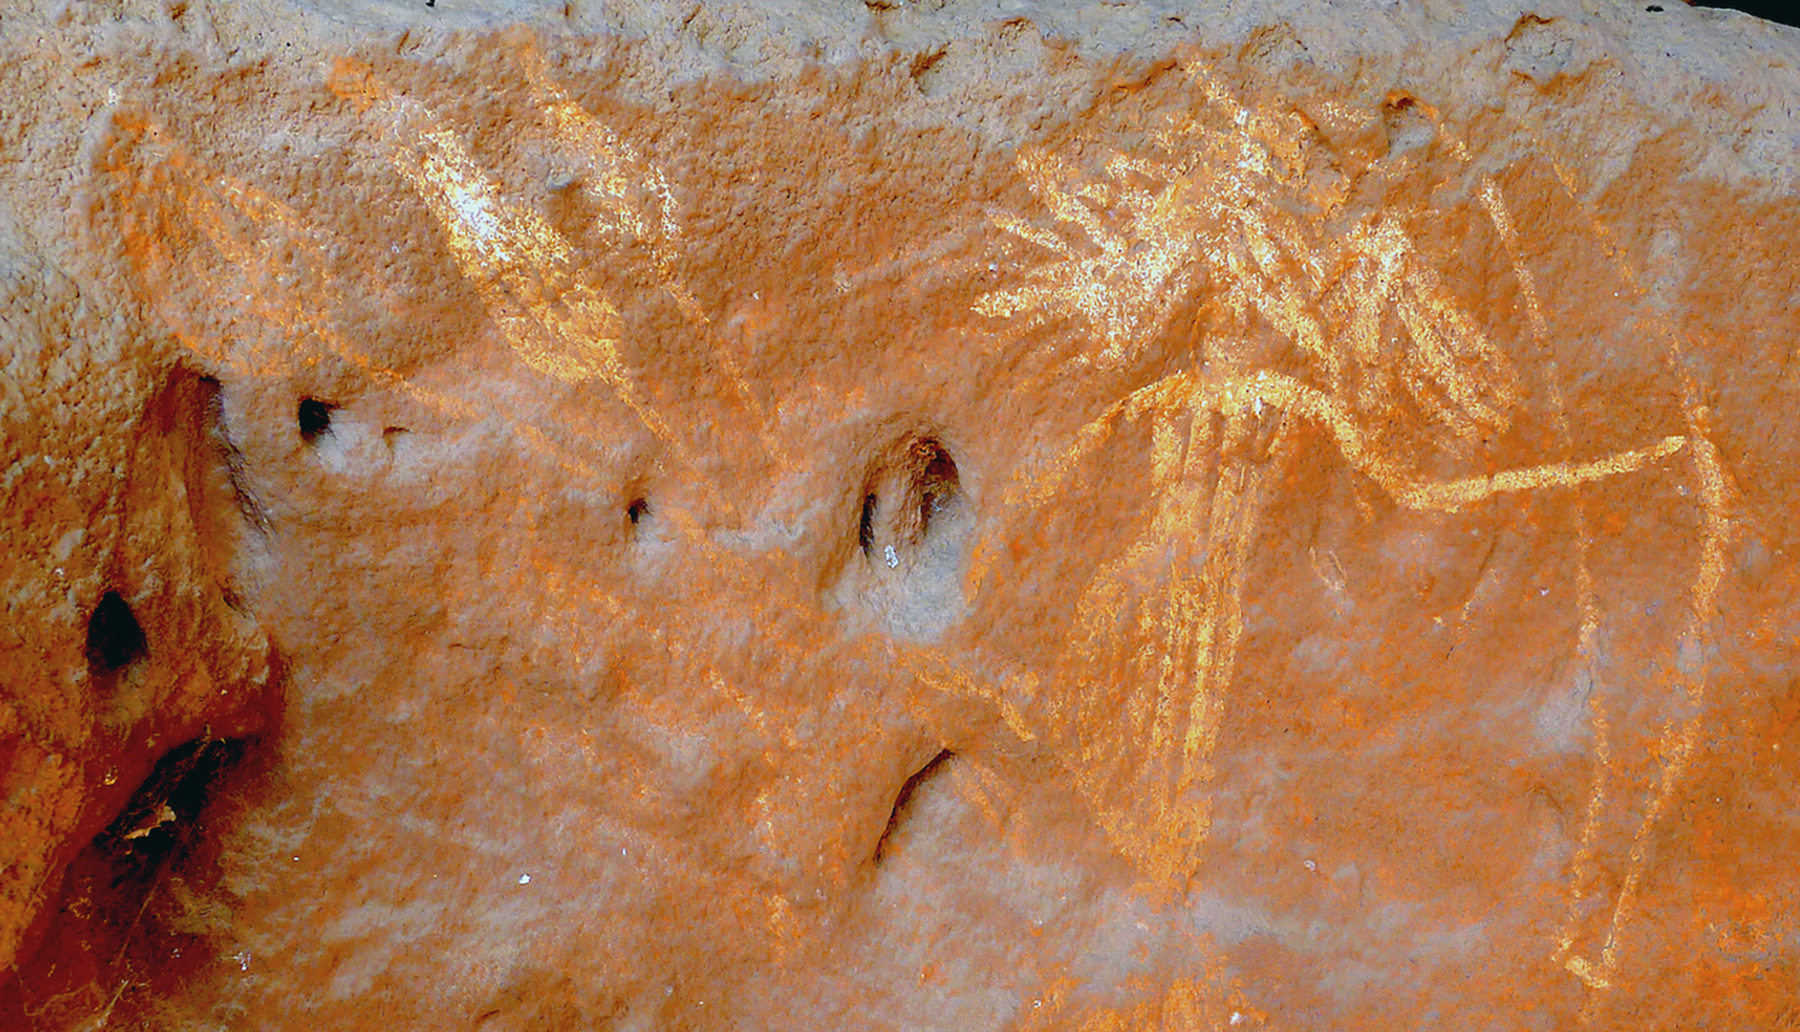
[1,0,1798,1029]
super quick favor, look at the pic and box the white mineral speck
[884,544,899,568]
[518,873,531,885]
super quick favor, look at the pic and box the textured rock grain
[1,0,1798,1028]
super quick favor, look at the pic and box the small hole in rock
[627,498,650,528]
[86,590,146,677]
[297,398,334,443]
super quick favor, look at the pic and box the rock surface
[2,0,1798,1028]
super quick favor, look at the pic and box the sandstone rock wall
[1,0,1797,1028]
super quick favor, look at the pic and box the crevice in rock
[914,444,960,540]
[873,749,954,867]
[858,492,877,557]
[195,375,270,537]
[93,738,248,868]
[0,736,265,1030]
